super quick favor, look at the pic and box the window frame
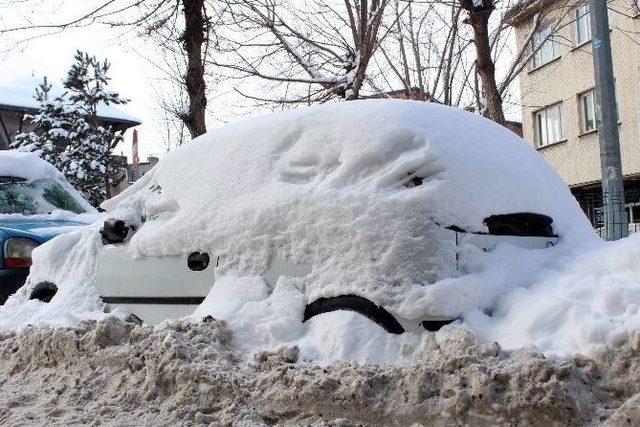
[531,25,560,69]
[574,3,592,46]
[578,89,597,133]
[577,84,621,135]
[534,102,566,147]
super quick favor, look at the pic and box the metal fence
[573,187,640,237]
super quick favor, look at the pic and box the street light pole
[588,0,628,240]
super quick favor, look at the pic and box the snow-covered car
[23,101,593,332]
[0,151,96,302]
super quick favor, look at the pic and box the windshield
[0,177,86,215]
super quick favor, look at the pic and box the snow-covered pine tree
[10,77,79,171]
[60,50,129,205]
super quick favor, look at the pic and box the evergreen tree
[60,51,128,205]
[10,77,79,171]
[13,51,129,206]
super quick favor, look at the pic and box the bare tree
[214,0,389,103]
[459,0,506,123]
[457,0,574,123]
[375,0,476,107]
[0,0,215,139]
[375,0,574,123]
[214,0,572,126]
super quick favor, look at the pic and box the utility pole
[588,0,628,240]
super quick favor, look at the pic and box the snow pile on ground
[468,233,640,358]
[1,315,640,426]
[5,100,639,365]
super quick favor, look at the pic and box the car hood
[0,219,89,242]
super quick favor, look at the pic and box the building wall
[0,110,35,149]
[110,156,159,197]
[515,0,640,188]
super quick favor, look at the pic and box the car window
[0,177,86,215]
[42,181,85,213]
[0,179,37,214]
[484,213,555,237]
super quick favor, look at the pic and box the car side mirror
[100,218,129,244]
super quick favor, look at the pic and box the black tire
[303,295,405,334]
[421,319,456,331]
[29,282,58,303]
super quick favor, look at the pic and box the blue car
[0,152,96,303]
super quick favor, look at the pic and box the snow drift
[6,100,639,363]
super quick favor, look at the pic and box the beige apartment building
[507,0,640,230]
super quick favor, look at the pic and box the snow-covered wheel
[29,281,58,303]
[303,295,405,334]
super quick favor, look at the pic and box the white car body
[96,229,558,327]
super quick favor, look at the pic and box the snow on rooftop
[0,84,140,124]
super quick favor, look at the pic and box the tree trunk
[461,0,505,125]
[182,0,207,138]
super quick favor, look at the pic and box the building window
[127,168,138,184]
[578,85,620,134]
[629,204,640,234]
[535,103,566,147]
[574,4,591,45]
[579,89,596,132]
[532,26,560,68]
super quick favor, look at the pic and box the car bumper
[0,268,29,304]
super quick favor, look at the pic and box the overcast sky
[0,14,153,160]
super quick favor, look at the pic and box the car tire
[303,295,405,334]
[29,281,58,303]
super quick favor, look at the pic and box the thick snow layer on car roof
[0,150,62,180]
[105,100,590,239]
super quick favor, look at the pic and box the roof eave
[0,103,141,128]
[504,0,553,26]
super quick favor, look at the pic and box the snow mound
[468,233,640,357]
[0,224,106,330]
[101,100,593,319]
[0,315,638,425]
